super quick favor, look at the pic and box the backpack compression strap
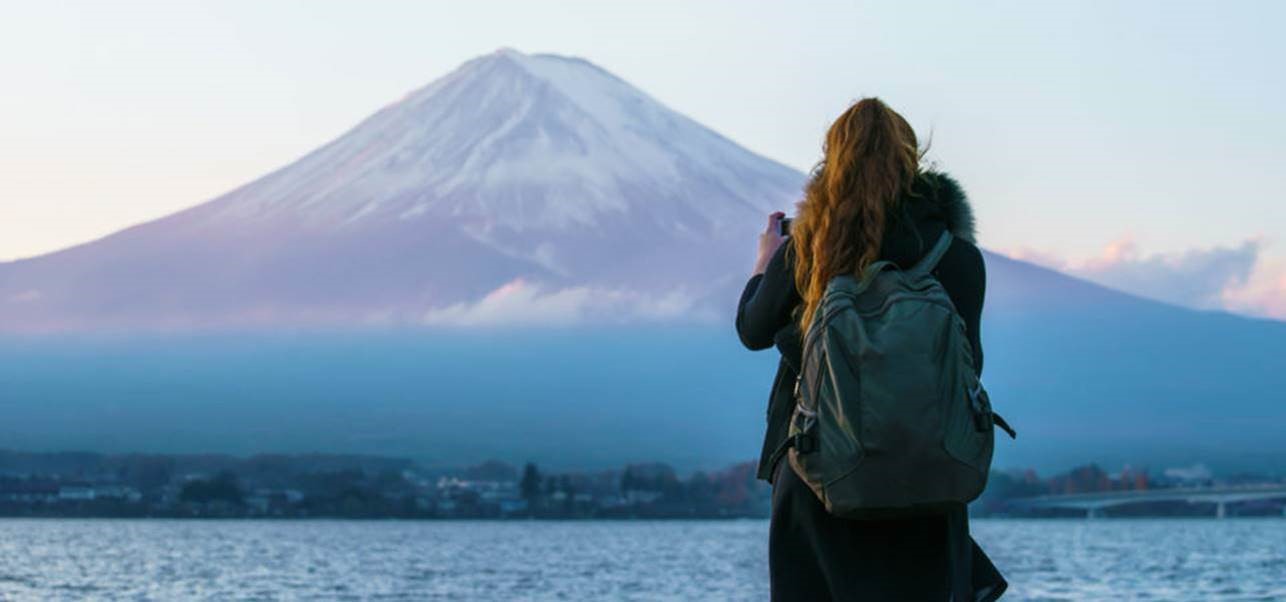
[915,230,1017,441]
[910,231,954,276]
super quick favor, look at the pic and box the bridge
[1006,485,1286,518]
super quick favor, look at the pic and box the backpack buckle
[969,385,993,432]
[973,409,994,433]
[793,433,817,454]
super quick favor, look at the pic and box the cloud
[421,278,702,327]
[1075,238,1261,310]
[6,289,42,303]
[1163,463,1212,482]
[1004,237,1285,320]
[1220,258,1286,320]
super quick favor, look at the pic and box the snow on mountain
[211,49,794,230]
[0,49,802,332]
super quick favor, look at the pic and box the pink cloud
[1221,259,1286,320]
[1000,236,1285,320]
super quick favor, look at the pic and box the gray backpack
[784,231,1015,517]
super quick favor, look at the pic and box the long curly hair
[792,97,923,334]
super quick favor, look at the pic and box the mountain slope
[0,49,801,332]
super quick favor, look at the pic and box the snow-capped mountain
[0,49,801,332]
[213,48,795,231]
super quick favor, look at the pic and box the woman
[736,98,1007,601]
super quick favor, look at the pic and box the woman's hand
[753,211,787,276]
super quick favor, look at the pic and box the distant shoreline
[3,449,1282,520]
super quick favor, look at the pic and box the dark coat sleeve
[934,240,986,376]
[971,253,986,376]
[735,243,802,352]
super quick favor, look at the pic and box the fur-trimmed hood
[880,170,978,267]
[915,171,977,244]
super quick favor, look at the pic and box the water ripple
[0,518,1281,600]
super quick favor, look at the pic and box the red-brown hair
[792,98,922,333]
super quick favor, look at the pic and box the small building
[245,489,305,515]
[58,483,96,501]
[625,490,663,505]
[498,498,529,514]
[243,493,270,514]
[93,485,143,502]
[0,481,59,503]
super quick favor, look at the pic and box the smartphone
[778,217,793,237]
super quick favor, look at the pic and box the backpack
[779,231,1015,517]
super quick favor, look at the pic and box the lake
[0,518,1282,600]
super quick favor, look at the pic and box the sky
[1,0,1282,318]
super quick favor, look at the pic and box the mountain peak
[480,47,603,75]
[201,50,800,232]
[447,49,654,135]
[468,47,542,75]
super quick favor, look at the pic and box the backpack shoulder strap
[855,259,897,290]
[910,231,954,276]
